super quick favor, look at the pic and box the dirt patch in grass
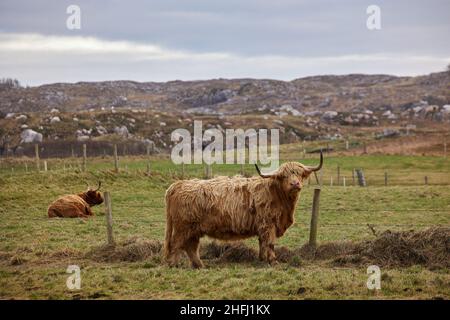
[85,236,162,262]
[83,227,449,269]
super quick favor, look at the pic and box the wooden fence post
[309,188,321,249]
[25,163,28,173]
[204,164,212,179]
[363,142,367,154]
[337,165,340,185]
[314,172,320,186]
[82,144,87,172]
[44,160,48,172]
[424,176,428,185]
[35,144,40,171]
[104,191,115,246]
[113,144,119,173]
[343,176,346,188]
[146,145,151,175]
[356,169,366,187]
[181,162,185,179]
[330,176,333,187]
[345,140,349,150]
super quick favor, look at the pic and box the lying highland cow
[164,152,323,268]
[48,182,104,218]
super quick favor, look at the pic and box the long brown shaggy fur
[48,188,104,218]
[164,161,315,268]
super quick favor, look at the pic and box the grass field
[0,150,449,299]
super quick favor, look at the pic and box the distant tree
[447,63,450,72]
[0,78,21,90]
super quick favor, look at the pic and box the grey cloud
[0,0,449,84]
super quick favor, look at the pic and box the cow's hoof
[191,262,204,269]
[269,260,279,266]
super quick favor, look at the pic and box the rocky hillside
[1,72,449,115]
[0,72,449,157]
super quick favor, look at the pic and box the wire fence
[1,140,449,185]
[1,146,449,241]
[1,157,450,186]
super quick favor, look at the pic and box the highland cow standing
[164,152,323,268]
[48,182,104,218]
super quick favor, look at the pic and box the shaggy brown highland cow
[164,152,323,268]
[48,182,104,218]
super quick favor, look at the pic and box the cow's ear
[302,170,312,179]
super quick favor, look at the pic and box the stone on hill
[20,129,43,143]
[114,125,129,137]
[50,116,61,123]
[96,126,108,135]
[322,110,338,120]
[77,135,90,141]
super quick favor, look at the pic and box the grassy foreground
[0,154,449,299]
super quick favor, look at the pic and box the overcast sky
[0,0,449,86]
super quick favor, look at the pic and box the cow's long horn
[95,181,102,191]
[254,164,274,178]
[305,150,323,172]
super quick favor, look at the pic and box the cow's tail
[164,193,173,260]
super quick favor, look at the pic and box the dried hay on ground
[84,227,449,269]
